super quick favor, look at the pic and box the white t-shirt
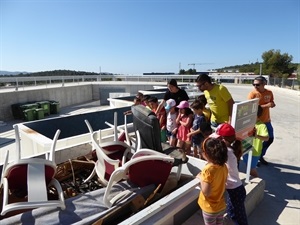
[166,111,177,132]
[226,147,242,189]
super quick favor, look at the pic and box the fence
[0,74,299,91]
[269,77,299,90]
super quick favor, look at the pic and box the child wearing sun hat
[165,99,178,147]
[176,100,194,155]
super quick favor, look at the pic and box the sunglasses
[196,82,206,87]
[252,83,261,87]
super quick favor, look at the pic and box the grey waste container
[50,101,60,114]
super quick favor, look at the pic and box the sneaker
[260,156,269,165]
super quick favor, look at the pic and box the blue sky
[0,0,299,74]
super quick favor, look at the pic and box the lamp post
[99,66,101,81]
[259,64,262,76]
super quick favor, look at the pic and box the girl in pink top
[176,100,193,155]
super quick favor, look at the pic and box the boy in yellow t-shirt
[243,105,269,177]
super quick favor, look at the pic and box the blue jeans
[261,122,274,157]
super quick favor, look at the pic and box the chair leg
[49,179,66,210]
[1,178,9,216]
[83,167,96,183]
[176,164,182,181]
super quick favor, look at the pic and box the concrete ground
[184,85,300,225]
[0,84,299,225]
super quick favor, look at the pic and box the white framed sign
[231,98,259,183]
[231,98,259,154]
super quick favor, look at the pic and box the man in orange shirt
[248,76,276,165]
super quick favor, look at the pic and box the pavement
[184,85,300,225]
[0,84,300,225]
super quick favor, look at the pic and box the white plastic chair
[0,125,65,216]
[84,119,133,186]
[123,113,141,152]
[103,113,141,152]
[103,148,174,207]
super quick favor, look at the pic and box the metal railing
[0,74,298,91]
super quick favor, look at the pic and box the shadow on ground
[240,161,300,225]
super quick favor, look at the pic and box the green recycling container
[50,101,60,114]
[21,103,38,120]
[36,108,45,120]
[37,101,50,116]
[23,109,36,121]
[21,103,39,111]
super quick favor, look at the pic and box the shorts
[243,154,260,169]
[166,130,176,139]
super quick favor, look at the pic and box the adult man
[195,74,234,128]
[156,79,189,114]
[248,76,275,165]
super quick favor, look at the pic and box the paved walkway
[243,86,300,225]
[0,85,299,224]
[184,85,300,225]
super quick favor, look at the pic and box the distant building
[143,72,175,75]
[223,69,240,73]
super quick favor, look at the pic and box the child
[148,96,167,143]
[124,96,142,115]
[200,122,213,139]
[136,92,144,101]
[187,100,207,158]
[211,123,248,225]
[197,94,211,122]
[197,137,228,225]
[176,100,193,155]
[243,105,269,177]
[142,94,151,110]
[165,99,178,147]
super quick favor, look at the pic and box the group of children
[166,98,212,158]
[129,91,268,225]
[129,92,213,158]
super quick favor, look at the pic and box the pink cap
[177,100,189,109]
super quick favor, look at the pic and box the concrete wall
[0,82,165,121]
[91,83,159,105]
[0,84,93,121]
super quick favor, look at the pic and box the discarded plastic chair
[103,149,174,207]
[0,125,65,216]
[131,105,189,180]
[84,117,135,186]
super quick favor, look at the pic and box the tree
[179,69,197,75]
[262,49,295,78]
[179,69,186,75]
